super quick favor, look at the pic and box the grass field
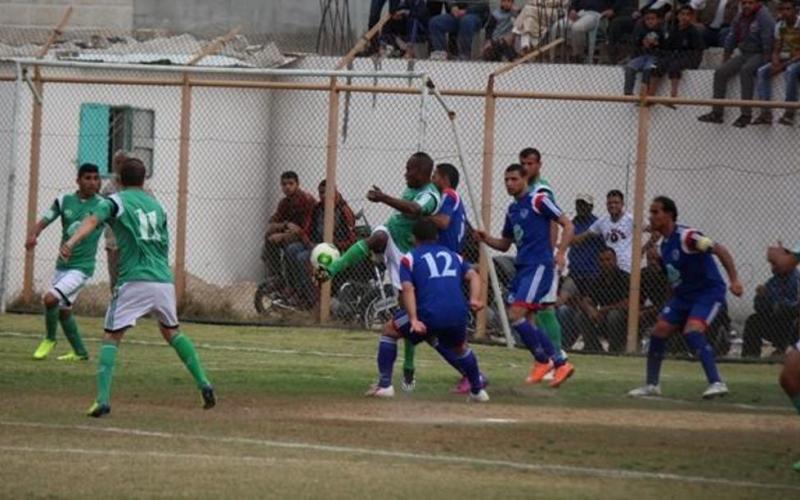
[1,312,798,499]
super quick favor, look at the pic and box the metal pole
[21,66,43,304]
[174,73,192,305]
[319,78,341,323]
[416,75,429,152]
[0,62,24,313]
[625,102,652,353]
[427,79,514,348]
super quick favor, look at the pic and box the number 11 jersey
[94,189,173,285]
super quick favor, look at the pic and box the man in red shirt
[263,171,316,292]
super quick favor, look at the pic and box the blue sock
[646,336,666,386]
[433,341,465,376]
[457,349,483,395]
[377,336,397,388]
[684,331,722,384]
[512,319,563,365]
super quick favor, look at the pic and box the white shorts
[374,225,404,291]
[49,269,89,309]
[104,281,179,332]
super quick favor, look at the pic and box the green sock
[536,308,562,352]
[403,338,416,371]
[328,239,369,277]
[170,333,211,389]
[60,314,88,357]
[96,341,118,406]
[792,394,800,415]
[45,306,59,341]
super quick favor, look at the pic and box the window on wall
[77,103,155,177]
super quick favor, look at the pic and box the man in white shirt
[571,189,634,273]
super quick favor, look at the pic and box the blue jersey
[659,225,726,301]
[399,243,471,328]
[502,191,562,269]
[437,188,468,254]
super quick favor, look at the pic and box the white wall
[1,59,798,321]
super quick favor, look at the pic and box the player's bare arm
[555,214,574,271]
[474,229,512,252]
[60,215,100,260]
[427,212,451,230]
[464,268,483,311]
[25,219,50,250]
[401,281,426,334]
[367,186,423,217]
[711,242,743,297]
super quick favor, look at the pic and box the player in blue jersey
[476,164,576,388]
[366,219,488,402]
[430,163,468,254]
[629,196,743,399]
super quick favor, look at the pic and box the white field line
[1,420,799,493]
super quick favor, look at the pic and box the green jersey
[93,189,173,285]
[386,183,442,253]
[42,192,104,276]
[528,176,556,202]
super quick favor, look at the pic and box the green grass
[1,313,798,499]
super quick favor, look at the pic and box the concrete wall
[0,1,134,29]
[1,58,798,321]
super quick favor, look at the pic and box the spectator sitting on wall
[649,5,705,105]
[752,0,800,126]
[623,9,666,97]
[696,0,739,48]
[742,254,799,358]
[550,0,618,62]
[608,0,673,64]
[284,180,357,310]
[571,190,635,274]
[429,1,490,60]
[697,0,775,128]
[263,171,316,294]
[378,0,430,57]
[482,0,519,61]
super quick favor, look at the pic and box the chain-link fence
[2,24,800,361]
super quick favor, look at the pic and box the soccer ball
[310,243,340,270]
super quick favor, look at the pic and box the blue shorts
[659,296,725,328]
[506,264,554,311]
[392,310,467,348]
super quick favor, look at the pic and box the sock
[646,336,666,386]
[403,338,416,372]
[536,308,563,352]
[457,349,482,395]
[792,394,800,415]
[45,306,58,341]
[513,318,562,365]
[684,331,721,384]
[96,341,118,406]
[433,341,464,376]
[170,333,211,389]
[328,239,369,277]
[59,313,88,357]
[377,336,397,388]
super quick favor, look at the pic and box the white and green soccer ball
[310,243,340,270]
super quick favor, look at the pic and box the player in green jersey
[27,163,103,361]
[62,158,215,417]
[316,152,443,391]
[767,241,800,472]
[519,147,565,379]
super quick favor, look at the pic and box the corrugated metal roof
[58,52,256,68]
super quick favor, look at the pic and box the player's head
[575,193,594,217]
[76,163,101,196]
[740,0,758,17]
[598,246,618,273]
[406,152,434,188]
[606,190,624,218]
[280,171,300,197]
[412,218,439,246]
[112,150,127,176]
[500,0,514,11]
[119,158,147,188]
[317,179,341,203]
[676,5,694,27]
[643,9,662,28]
[778,0,796,22]
[432,163,459,191]
[650,196,678,233]
[518,147,541,181]
[504,163,528,197]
